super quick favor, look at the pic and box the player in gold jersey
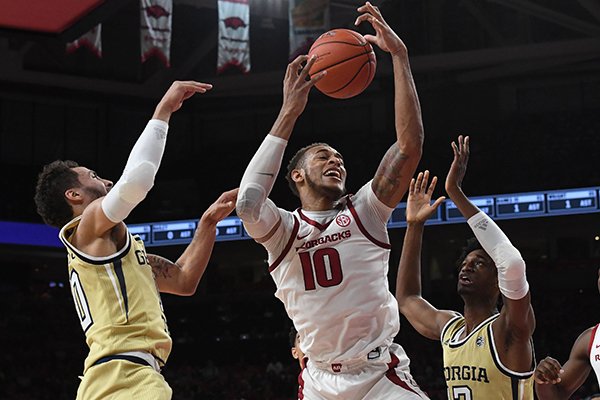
[396,136,536,399]
[34,81,237,400]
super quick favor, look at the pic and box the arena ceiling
[0,0,598,100]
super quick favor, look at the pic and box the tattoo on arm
[373,145,409,198]
[147,254,182,280]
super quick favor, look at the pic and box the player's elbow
[398,138,423,162]
[177,283,199,296]
[236,183,266,223]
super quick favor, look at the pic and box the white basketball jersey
[264,183,400,363]
[589,324,600,384]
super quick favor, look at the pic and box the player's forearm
[535,384,569,400]
[392,53,423,158]
[101,120,168,223]
[396,222,425,304]
[269,107,301,141]
[174,215,219,295]
[446,186,479,220]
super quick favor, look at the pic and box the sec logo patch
[336,215,351,227]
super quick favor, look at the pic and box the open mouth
[323,169,342,181]
[459,275,472,284]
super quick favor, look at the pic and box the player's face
[301,145,346,200]
[457,249,497,296]
[72,167,113,201]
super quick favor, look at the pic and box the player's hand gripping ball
[307,29,377,99]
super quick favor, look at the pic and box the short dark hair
[455,237,484,269]
[285,142,328,197]
[34,160,80,228]
[288,325,298,348]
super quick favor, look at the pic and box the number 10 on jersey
[299,248,344,290]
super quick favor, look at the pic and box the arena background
[1,0,600,398]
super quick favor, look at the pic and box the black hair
[285,142,329,197]
[34,160,80,228]
[455,237,484,269]
[288,325,298,348]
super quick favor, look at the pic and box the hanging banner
[141,0,172,67]
[289,0,329,59]
[66,24,102,58]
[217,0,251,74]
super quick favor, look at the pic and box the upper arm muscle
[399,296,456,340]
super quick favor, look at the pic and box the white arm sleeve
[236,135,288,237]
[467,211,529,300]
[102,119,168,223]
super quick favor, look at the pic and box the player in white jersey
[534,268,600,399]
[34,81,237,399]
[236,3,427,398]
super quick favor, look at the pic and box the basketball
[307,29,376,99]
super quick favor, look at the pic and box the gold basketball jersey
[441,314,534,400]
[59,217,172,374]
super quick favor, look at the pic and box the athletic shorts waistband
[92,351,162,373]
[311,346,386,374]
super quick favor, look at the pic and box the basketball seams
[310,40,368,51]
[327,60,373,97]
[309,51,374,76]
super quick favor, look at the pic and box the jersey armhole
[440,313,463,342]
[588,324,599,357]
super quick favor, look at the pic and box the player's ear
[65,188,83,205]
[291,347,299,359]
[291,168,304,184]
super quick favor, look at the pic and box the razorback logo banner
[218,0,251,74]
[66,24,102,58]
[140,0,172,67]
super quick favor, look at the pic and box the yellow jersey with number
[59,217,172,374]
[441,314,534,400]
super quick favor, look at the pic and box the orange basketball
[307,29,376,99]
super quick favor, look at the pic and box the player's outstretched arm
[397,171,454,340]
[148,188,238,295]
[356,2,423,208]
[236,57,325,242]
[79,81,212,239]
[446,135,535,358]
[535,327,593,400]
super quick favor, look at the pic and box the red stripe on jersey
[298,358,308,399]
[347,197,391,249]
[588,324,600,357]
[268,217,300,273]
[386,353,420,395]
[298,209,334,231]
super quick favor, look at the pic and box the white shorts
[298,343,429,400]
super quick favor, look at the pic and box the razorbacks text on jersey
[441,314,534,400]
[264,183,400,363]
[59,216,172,373]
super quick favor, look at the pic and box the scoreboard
[446,197,494,221]
[496,193,545,219]
[128,216,245,247]
[3,186,600,248]
[547,188,597,214]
